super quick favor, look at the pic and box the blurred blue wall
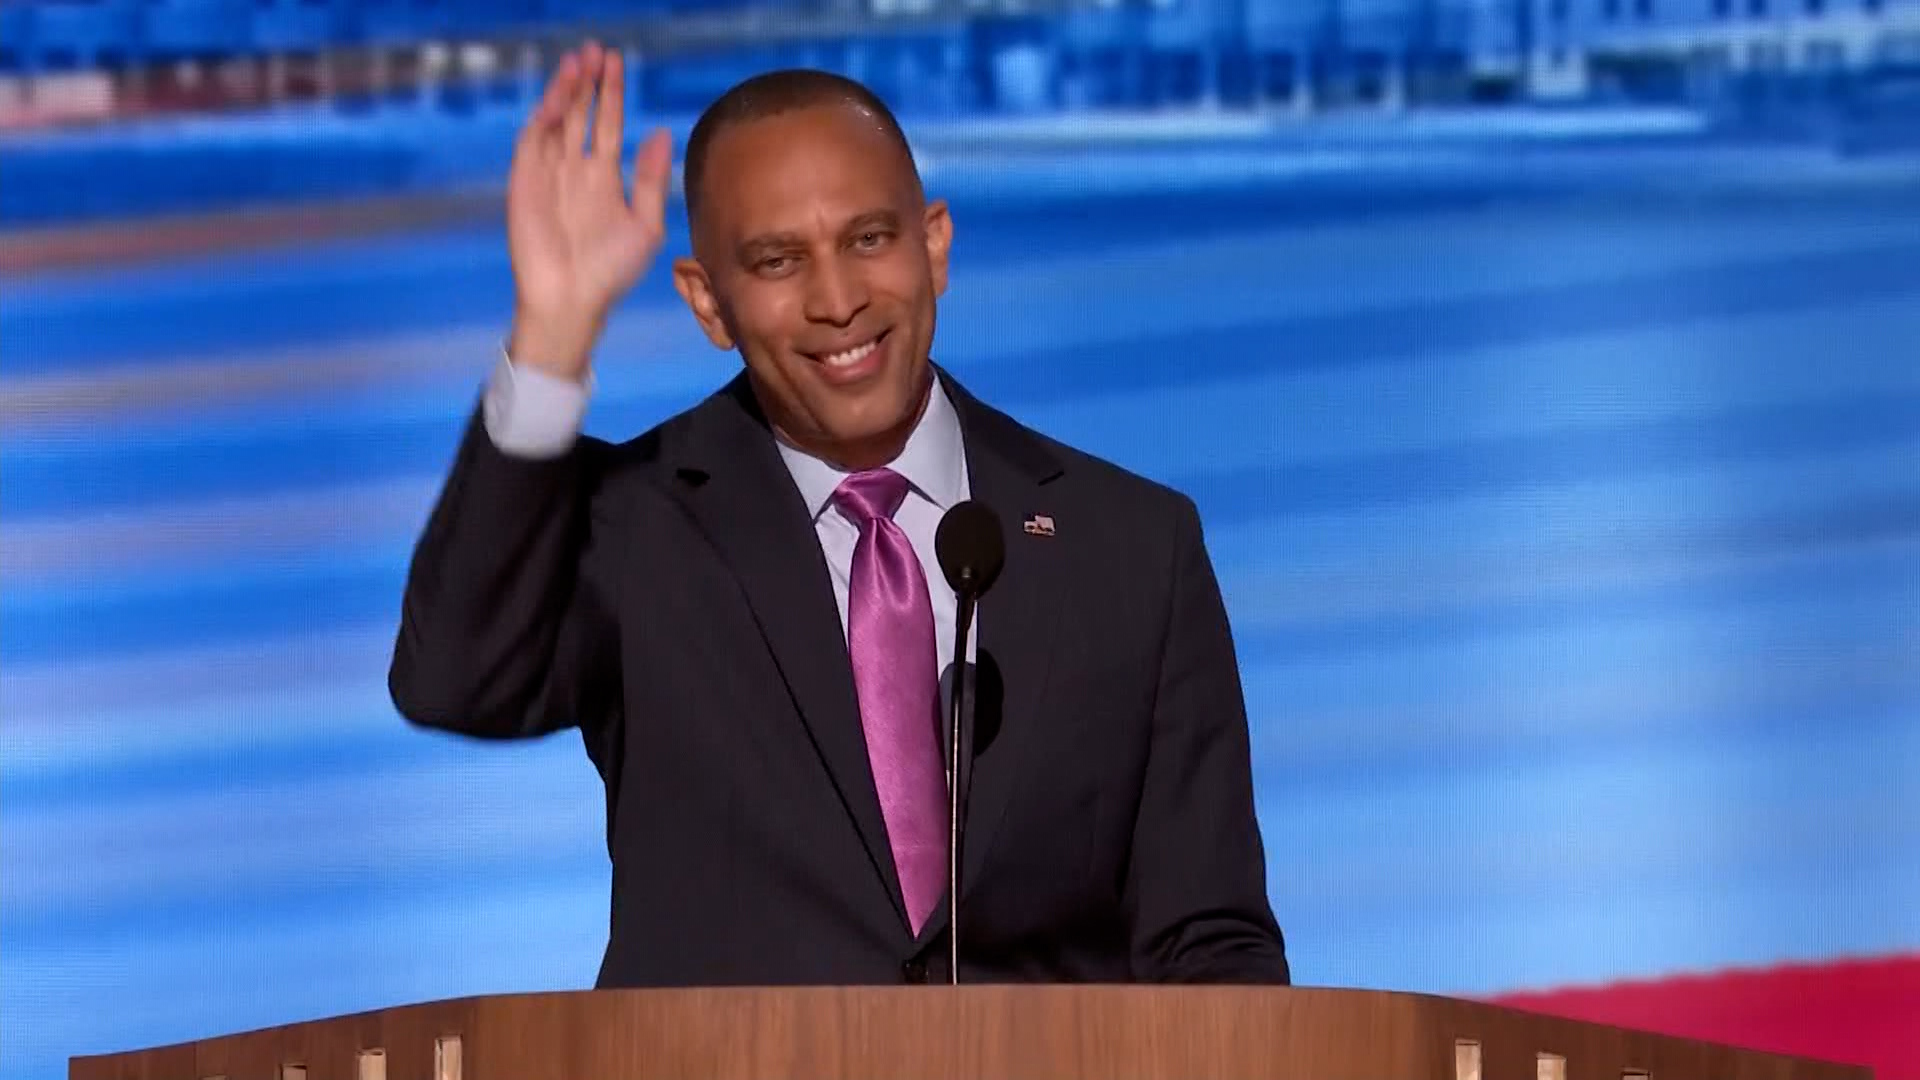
[3,3,1918,1079]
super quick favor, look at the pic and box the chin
[819,399,909,444]
[804,387,918,459]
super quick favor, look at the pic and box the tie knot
[832,468,910,526]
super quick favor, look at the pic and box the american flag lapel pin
[1023,514,1056,537]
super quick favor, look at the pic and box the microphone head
[935,500,1006,598]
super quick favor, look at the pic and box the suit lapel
[664,377,908,930]
[940,372,1067,910]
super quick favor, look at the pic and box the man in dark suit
[389,40,1289,987]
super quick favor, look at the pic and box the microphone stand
[947,589,978,986]
[932,499,1004,988]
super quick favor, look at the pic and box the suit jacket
[389,366,1290,986]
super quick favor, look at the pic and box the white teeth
[823,338,879,368]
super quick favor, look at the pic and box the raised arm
[388,42,671,739]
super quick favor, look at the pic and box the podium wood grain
[69,986,1871,1080]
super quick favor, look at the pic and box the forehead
[698,104,918,239]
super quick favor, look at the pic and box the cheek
[924,248,948,294]
[876,262,934,315]
[729,292,801,354]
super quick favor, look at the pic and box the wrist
[507,308,604,382]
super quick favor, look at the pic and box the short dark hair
[682,68,920,223]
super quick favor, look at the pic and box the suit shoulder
[567,395,710,515]
[1007,419,1199,528]
[577,388,716,474]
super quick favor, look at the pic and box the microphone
[933,500,1005,986]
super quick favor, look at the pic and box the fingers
[515,51,578,163]
[631,127,673,229]
[561,44,600,159]
[535,52,580,129]
[593,49,625,164]
[522,42,635,165]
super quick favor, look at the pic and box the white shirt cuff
[482,350,591,459]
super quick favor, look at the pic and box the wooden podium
[69,986,1870,1080]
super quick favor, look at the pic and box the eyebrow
[844,209,903,235]
[736,232,804,266]
[736,209,905,265]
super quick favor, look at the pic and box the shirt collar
[776,375,967,522]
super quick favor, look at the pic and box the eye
[854,230,892,250]
[756,255,793,276]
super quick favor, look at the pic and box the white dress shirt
[481,355,979,683]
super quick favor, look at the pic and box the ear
[672,256,735,350]
[923,198,952,298]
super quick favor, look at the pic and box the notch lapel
[664,378,908,930]
[940,372,1068,912]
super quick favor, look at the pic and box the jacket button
[901,959,928,984]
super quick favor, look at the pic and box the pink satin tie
[833,468,948,935]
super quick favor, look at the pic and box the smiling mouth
[809,329,889,370]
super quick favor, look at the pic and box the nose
[803,253,869,327]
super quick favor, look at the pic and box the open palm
[508,42,672,377]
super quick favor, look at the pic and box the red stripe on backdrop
[1488,953,1920,1080]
